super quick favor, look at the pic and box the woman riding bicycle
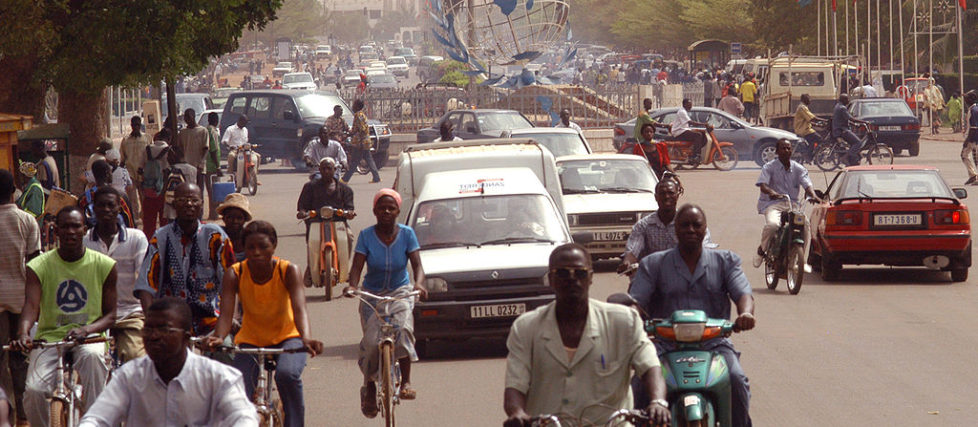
[204,220,324,427]
[342,189,427,418]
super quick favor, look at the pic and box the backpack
[162,167,187,205]
[142,145,168,193]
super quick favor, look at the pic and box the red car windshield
[836,170,952,199]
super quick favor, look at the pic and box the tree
[0,0,281,192]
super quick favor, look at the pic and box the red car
[809,165,972,282]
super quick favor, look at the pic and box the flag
[833,0,837,11]
[960,0,967,9]
[798,0,812,6]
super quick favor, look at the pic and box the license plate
[873,214,922,226]
[880,126,901,131]
[470,303,526,319]
[593,231,626,241]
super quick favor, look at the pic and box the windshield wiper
[598,187,653,193]
[420,241,481,250]
[562,188,601,194]
[480,237,556,246]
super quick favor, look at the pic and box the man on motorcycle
[669,99,714,164]
[629,204,755,427]
[794,94,827,158]
[222,115,249,176]
[297,157,355,286]
[303,126,348,174]
[752,139,821,269]
[831,94,870,166]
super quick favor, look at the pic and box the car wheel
[908,140,920,156]
[372,150,389,169]
[951,268,968,282]
[754,140,778,167]
[820,255,841,281]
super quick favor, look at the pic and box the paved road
[239,133,977,426]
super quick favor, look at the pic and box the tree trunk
[57,88,107,194]
[0,55,45,120]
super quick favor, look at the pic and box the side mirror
[953,188,968,199]
[814,189,825,199]
[283,111,295,121]
[571,231,593,244]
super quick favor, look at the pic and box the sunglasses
[141,326,188,338]
[550,267,591,281]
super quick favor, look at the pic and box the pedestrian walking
[203,112,222,220]
[121,116,150,221]
[175,109,210,208]
[340,99,381,184]
[961,92,978,185]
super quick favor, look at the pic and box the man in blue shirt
[831,94,869,166]
[752,139,821,268]
[629,204,756,427]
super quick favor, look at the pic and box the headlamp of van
[424,278,448,293]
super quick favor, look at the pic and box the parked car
[385,56,410,77]
[315,45,332,58]
[417,55,445,83]
[417,109,534,143]
[162,93,214,128]
[342,70,362,88]
[557,154,658,260]
[809,165,971,282]
[211,87,242,109]
[502,127,592,157]
[613,106,803,166]
[367,73,399,90]
[394,47,418,65]
[219,90,391,170]
[281,72,317,91]
[196,109,223,127]
[848,98,921,156]
[272,62,293,78]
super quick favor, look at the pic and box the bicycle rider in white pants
[753,139,822,269]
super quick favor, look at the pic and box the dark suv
[219,90,391,170]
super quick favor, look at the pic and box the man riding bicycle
[794,94,827,158]
[831,94,870,166]
[752,139,821,269]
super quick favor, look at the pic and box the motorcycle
[663,130,739,171]
[231,143,261,195]
[301,206,354,301]
[761,197,807,294]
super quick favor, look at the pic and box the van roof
[405,138,542,154]
[417,167,548,201]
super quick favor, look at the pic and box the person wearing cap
[29,140,59,190]
[296,157,355,286]
[217,193,253,262]
[104,149,139,218]
[15,161,45,221]
[342,189,426,418]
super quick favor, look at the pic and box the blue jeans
[233,337,307,427]
[341,145,380,182]
[838,130,864,165]
[634,340,751,427]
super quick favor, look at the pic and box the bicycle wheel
[380,343,395,427]
[49,400,66,427]
[867,144,894,165]
[814,145,840,171]
[764,258,779,290]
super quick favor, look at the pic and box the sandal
[399,383,417,400]
[360,385,378,418]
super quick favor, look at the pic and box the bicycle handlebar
[3,335,108,352]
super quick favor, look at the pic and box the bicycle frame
[199,343,303,426]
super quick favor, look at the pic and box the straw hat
[216,193,253,221]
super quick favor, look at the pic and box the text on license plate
[879,126,901,131]
[593,231,626,241]
[470,303,526,319]
[874,214,921,226]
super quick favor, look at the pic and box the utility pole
[833,1,839,56]
[957,0,965,129]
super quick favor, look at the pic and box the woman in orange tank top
[204,221,324,427]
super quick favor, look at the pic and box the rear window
[778,72,825,86]
[856,101,913,118]
[839,170,952,198]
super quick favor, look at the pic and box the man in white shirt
[555,109,582,133]
[222,115,249,174]
[78,297,257,427]
[83,187,149,363]
[669,98,714,164]
[303,127,348,171]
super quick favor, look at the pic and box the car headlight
[424,278,448,293]
[380,126,391,136]
[297,128,303,138]
[567,214,579,227]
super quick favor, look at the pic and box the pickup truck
[760,58,843,131]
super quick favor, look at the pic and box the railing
[107,86,143,138]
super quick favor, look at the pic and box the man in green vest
[10,206,118,427]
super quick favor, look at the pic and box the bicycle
[344,288,421,427]
[194,339,308,427]
[516,408,652,427]
[813,127,894,171]
[3,335,108,427]
[760,196,808,295]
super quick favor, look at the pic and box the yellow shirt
[234,258,301,347]
[794,103,817,136]
[505,300,659,422]
[740,81,757,103]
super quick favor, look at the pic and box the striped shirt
[0,204,41,313]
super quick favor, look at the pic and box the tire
[764,258,779,290]
[867,144,894,165]
[322,247,334,301]
[814,145,840,172]
[373,150,389,169]
[820,255,841,281]
[951,268,968,282]
[248,167,258,195]
[786,244,805,295]
[712,146,738,171]
[909,140,920,156]
[380,343,395,427]
[754,140,778,167]
[49,400,66,427]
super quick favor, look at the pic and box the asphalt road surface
[236,133,977,426]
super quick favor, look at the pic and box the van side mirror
[571,232,593,244]
[953,188,968,199]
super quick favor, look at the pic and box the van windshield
[557,159,656,194]
[413,195,567,249]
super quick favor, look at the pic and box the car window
[460,113,478,133]
[706,113,731,129]
[271,96,297,120]
[229,97,247,114]
[778,71,825,86]
[858,101,913,117]
[840,170,952,198]
[446,112,464,129]
[478,112,533,132]
[655,113,677,127]
[248,96,272,119]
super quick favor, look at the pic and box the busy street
[1,0,977,426]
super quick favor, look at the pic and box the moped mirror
[814,189,825,199]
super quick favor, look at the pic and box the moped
[232,143,261,195]
[663,130,738,171]
[761,197,807,294]
[301,206,354,300]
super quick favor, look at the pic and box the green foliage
[436,60,482,87]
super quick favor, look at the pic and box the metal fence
[107,86,143,138]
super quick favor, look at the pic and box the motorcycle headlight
[792,214,806,226]
[673,322,706,342]
[424,278,448,293]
